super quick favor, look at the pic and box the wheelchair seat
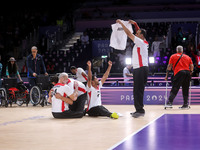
[3,78,18,90]
[36,75,51,91]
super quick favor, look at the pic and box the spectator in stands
[21,60,28,74]
[6,57,22,82]
[27,46,48,89]
[46,61,55,74]
[190,47,200,85]
[123,65,133,86]
[80,31,89,48]
[151,36,165,57]
[165,45,194,109]
[177,27,184,45]
[70,66,88,86]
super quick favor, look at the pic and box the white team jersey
[110,20,133,50]
[132,36,149,69]
[86,81,102,111]
[76,68,88,82]
[51,83,73,113]
[66,78,86,96]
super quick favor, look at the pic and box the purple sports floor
[110,114,200,150]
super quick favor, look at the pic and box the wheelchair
[0,88,7,107]
[30,75,51,107]
[2,78,30,107]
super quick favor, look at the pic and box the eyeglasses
[32,51,37,53]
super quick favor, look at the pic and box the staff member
[116,19,149,118]
[165,45,194,109]
[27,46,48,88]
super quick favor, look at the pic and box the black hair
[70,66,76,70]
[50,75,59,84]
[140,28,147,39]
[8,61,18,75]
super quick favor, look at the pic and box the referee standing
[116,19,149,118]
[165,45,194,109]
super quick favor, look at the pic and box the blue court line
[109,114,200,150]
[108,113,164,150]
[0,116,45,127]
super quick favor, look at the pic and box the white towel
[109,20,133,50]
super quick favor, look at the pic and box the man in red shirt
[165,45,194,109]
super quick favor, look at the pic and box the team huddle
[48,60,119,119]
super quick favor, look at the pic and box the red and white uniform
[132,36,149,69]
[86,81,102,111]
[51,83,73,113]
[76,68,87,82]
[67,78,86,96]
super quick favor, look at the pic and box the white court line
[107,113,165,150]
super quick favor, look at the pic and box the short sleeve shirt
[76,68,88,82]
[51,83,73,113]
[86,81,102,111]
[169,53,193,76]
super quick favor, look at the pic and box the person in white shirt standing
[51,73,84,118]
[116,19,149,118]
[70,66,88,86]
[123,65,133,86]
[85,60,119,119]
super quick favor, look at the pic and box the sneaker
[110,112,119,119]
[179,104,190,109]
[165,102,173,108]
[131,112,145,118]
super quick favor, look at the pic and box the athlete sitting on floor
[85,60,119,119]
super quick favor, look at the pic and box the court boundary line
[0,115,45,127]
[107,113,165,150]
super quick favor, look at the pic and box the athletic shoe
[165,102,173,108]
[110,112,119,119]
[179,104,190,109]
[131,112,145,118]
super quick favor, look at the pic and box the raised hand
[87,61,92,67]
[108,60,112,66]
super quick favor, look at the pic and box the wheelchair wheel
[30,86,41,105]
[0,88,8,107]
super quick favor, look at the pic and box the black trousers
[168,70,191,104]
[133,66,148,113]
[52,110,83,119]
[52,93,87,119]
[86,105,112,117]
[69,93,87,112]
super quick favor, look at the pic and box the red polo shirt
[169,53,193,76]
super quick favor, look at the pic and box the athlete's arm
[55,93,73,105]
[101,61,112,85]
[68,83,78,101]
[129,20,140,32]
[87,61,92,88]
[116,19,135,42]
